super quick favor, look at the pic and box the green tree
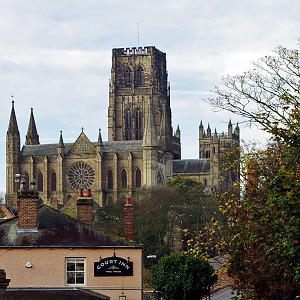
[152,252,217,300]
[201,45,300,299]
[94,187,186,266]
[166,176,205,205]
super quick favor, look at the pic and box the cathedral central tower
[108,46,173,153]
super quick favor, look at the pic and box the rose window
[68,163,95,190]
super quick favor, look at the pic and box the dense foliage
[152,252,217,300]
[166,176,205,205]
[198,45,300,299]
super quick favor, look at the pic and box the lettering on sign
[94,255,133,277]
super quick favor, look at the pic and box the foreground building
[0,184,142,300]
[6,46,239,207]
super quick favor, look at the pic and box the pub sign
[94,255,133,276]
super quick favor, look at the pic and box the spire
[58,131,64,147]
[175,124,181,139]
[199,120,204,139]
[96,129,104,155]
[207,123,211,137]
[199,120,204,138]
[234,122,240,137]
[214,128,218,139]
[97,128,103,146]
[142,102,158,148]
[228,119,233,137]
[25,108,40,145]
[7,100,19,134]
[58,131,65,156]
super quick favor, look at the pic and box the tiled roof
[21,141,143,157]
[102,140,142,152]
[6,288,110,300]
[21,143,73,156]
[0,205,139,248]
[173,159,210,174]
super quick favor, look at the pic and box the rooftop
[21,140,143,157]
[0,205,139,248]
[173,159,210,174]
[5,287,110,300]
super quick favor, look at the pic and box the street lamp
[119,290,126,300]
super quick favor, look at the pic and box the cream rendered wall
[0,247,143,300]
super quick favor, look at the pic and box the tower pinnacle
[25,108,40,145]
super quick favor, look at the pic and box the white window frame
[65,258,86,286]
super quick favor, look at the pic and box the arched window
[136,66,144,85]
[205,150,210,158]
[51,172,56,191]
[24,172,29,190]
[121,169,127,189]
[135,108,142,140]
[37,172,43,192]
[125,108,132,140]
[136,168,141,188]
[107,170,113,189]
[125,67,132,86]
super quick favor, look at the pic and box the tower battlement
[112,46,165,57]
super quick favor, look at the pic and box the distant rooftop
[21,140,143,157]
[173,159,210,174]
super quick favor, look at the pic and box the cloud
[0,0,299,192]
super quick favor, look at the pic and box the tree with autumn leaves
[187,45,300,299]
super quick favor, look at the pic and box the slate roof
[6,288,110,300]
[21,141,143,157]
[173,159,210,174]
[21,143,73,156]
[101,140,142,153]
[0,205,139,248]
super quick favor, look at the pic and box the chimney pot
[87,189,91,198]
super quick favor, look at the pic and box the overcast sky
[1,0,299,193]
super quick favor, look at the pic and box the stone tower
[6,101,21,207]
[108,46,180,157]
[199,120,240,190]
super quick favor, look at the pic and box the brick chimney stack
[0,269,10,300]
[17,179,39,232]
[124,196,133,240]
[77,188,93,226]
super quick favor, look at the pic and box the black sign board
[94,256,133,277]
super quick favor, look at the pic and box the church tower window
[24,172,29,190]
[136,66,144,85]
[121,169,127,189]
[135,108,142,140]
[135,168,141,188]
[37,172,43,192]
[125,67,132,86]
[107,170,113,189]
[125,108,132,140]
[51,172,56,191]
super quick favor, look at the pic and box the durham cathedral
[6,46,239,208]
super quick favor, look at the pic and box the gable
[68,131,96,155]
